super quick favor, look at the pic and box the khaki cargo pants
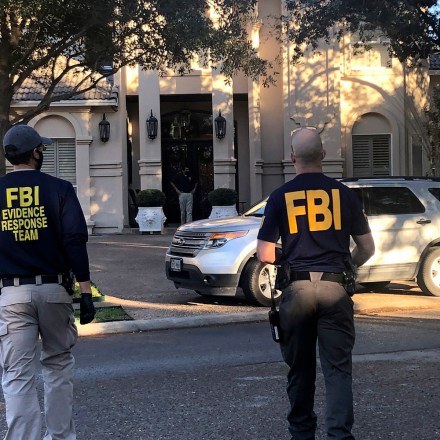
[0,283,77,440]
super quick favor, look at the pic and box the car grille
[169,231,211,257]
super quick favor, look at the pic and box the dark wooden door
[162,141,214,223]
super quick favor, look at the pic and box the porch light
[214,110,226,139]
[146,110,158,140]
[99,114,110,143]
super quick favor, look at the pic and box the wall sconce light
[99,114,110,142]
[214,110,226,139]
[146,109,158,140]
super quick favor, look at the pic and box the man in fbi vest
[257,128,375,440]
[0,124,95,439]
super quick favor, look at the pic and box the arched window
[352,113,391,177]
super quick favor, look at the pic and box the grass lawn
[72,281,132,323]
[72,281,103,301]
[74,306,132,324]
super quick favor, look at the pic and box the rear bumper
[165,261,239,296]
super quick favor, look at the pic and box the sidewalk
[79,230,440,337]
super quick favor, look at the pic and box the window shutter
[40,139,76,185]
[352,136,372,177]
[41,145,56,175]
[353,134,390,177]
[372,135,390,176]
[57,140,76,185]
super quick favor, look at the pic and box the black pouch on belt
[274,263,290,290]
[61,271,75,295]
[343,257,357,296]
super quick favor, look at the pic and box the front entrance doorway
[162,141,214,223]
[161,108,215,223]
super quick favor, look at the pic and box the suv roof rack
[340,176,440,182]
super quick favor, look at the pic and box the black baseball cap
[3,125,52,157]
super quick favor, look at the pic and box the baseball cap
[2,125,53,157]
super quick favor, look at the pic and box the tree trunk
[0,71,13,177]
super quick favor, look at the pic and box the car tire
[417,247,440,296]
[359,281,390,290]
[241,258,281,307]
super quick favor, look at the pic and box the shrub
[208,188,238,206]
[136,189,166,207]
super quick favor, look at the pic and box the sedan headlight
[204,231,248,249]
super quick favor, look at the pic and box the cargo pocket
[67,314,78,349]
[0,323,9,369]
[0,290,31,306]
[45,292,73,304]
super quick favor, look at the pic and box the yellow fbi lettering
[6,186,39,207]
[284,189,341,233]
[2,186,47,241]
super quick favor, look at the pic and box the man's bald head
[291,128,324,165]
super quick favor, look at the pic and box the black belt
[290,271,344,283]
[0,275,63,288]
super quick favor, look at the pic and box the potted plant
[135,189,167,233]
[207,188,238,219]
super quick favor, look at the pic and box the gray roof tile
[13,74,117,102]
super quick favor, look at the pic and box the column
[212,68,236,189]
[76,136,94,234]
[138,68,162,189]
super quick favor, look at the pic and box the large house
[10,3,434,234]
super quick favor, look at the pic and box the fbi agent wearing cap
[257,128,375,440]
[0,124,96,439]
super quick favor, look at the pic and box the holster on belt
[61,271,75,295]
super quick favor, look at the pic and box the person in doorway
[257,127,375,440]
[0,124,96,440]
[171,165,198,224]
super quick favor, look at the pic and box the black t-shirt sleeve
[257,194,280,243]
[348,190,371,236]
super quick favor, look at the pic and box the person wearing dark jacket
[257,128,375,440]
[171,166,198,224]
[0,124,95,440]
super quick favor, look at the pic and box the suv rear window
[351,187,425,215]
[428,188,440,202]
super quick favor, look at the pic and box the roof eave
[11,99,118,108]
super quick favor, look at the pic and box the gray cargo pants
[0,283,77,440]
[279,279,355,440]
[179,193,193,224]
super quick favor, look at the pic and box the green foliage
[424,88,440,176]
[0,0,270,132]
[136,189,166,207]
[282,1,440,64]
[208,188,238,206]
[73,282,102,299]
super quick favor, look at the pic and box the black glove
[80,293,96,325]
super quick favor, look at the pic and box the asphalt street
[0,318,438,439]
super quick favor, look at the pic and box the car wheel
[359,281,390,290]
[417,247,440,296]
[241,258,281,307]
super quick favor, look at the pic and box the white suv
[165,177,440,306]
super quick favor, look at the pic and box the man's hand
[80,293,96,325]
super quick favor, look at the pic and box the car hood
[178,215,261,233]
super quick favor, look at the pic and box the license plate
[170,258,182,272]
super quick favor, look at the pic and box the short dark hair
[5,146,35,165]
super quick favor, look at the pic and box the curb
[77,311,268,337]
[77,295,440,337]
